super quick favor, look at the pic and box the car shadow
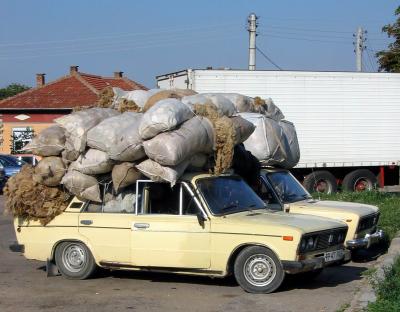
[351,242,389,263]
[278,264,367,292]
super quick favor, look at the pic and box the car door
[131,181,211,269]
[78,196,137,265]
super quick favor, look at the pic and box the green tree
[376,6,400,72]
[0,83,30,100]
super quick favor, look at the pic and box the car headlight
[307,237,314,249]
[300,238,307,251]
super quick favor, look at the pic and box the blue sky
[0,0,398,88]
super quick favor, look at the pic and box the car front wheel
[55,241,97,279]
[234,246,285,293]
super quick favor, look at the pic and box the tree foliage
[376,6,400,72]
[0,83,30,100]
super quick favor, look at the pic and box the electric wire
[255,46,283,70]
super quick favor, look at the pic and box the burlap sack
[61,170,101,202]
[112,162,142,192]
[136,159,190,186]
[55,107,119,152]
[61,137,80,162]
[87,112,142,152]
[103,192,136,213]
[70,149,114,175]
[33,157,66,187]
[112,88,150,109]
[143,90,185,112]
[139,98,194,140]
[22,125,65,156]
[108,115,145,162]
[143,116,214,166]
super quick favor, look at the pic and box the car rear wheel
[234,246,284,293]
[303,171,337,194]
[55,241,97,279]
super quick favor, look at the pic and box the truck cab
[258,168,384,251]
[13,172,349,293]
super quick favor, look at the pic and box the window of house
[11,127,34,153]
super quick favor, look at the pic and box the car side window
[257,178,282,211]
[137,182,180,215]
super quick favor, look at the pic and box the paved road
[0,196,375,312]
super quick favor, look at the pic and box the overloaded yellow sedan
[13,173,350,293]
[258,168,384,251]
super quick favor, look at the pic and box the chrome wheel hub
[62,244,86,273]
[243,254,276,287]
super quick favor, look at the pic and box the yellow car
[13,173,349,293]
[259,168,383,251]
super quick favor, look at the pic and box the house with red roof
[0,66,147,154]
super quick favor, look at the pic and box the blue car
[0,154,25,180]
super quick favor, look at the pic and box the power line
[366,48,377,71]
[260,25,354,35]
[259,32,352,45]
[255,46,283,70]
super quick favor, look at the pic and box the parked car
[258,168,384,252]
[0,154,25,179]
[13,154,40,166]
[0,163,6,190]
[12,173,349,293]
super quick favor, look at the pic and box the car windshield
[266,171,312,203]
[196,176,266,215]
[1,155,25,166]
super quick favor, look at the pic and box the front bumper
[282,249,351,274]
[346,229,384,249]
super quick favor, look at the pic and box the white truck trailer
[156,69,400,193]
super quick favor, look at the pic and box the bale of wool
[61,170,101,202]
[33,156,67,187]
[55,107,119,152]
[112,162,142,192]
[136,158,190,186]
[139,98,194,140]
[4,165,70,225]
[87,112,142,152]
[70,149,114,175]
[108,115,145,162]
[143,116,214,166]
[22,125,66,156]
[143,89,189,112]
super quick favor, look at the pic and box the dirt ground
[0,196,376,312]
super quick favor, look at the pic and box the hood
[290,199,378,217]
[212,210,347,236]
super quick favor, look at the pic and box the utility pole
[247,13,258,71]
[354,27,366,72]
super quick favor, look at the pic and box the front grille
[357,213,379,233]
[316,228,347,250]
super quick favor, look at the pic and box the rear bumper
[346,229,384,250]
[282,249,350,274]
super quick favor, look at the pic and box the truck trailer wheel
[303,171,337,194]
[234,246,284,293]
[342,169,377,192]
[55,241,97,279]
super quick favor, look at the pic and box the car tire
[55,241,97,279]
[234,246,285,293]
[342,169,377,192]
[303,171,337,194]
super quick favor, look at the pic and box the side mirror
[196,212,206,227]
[283,204,290,213]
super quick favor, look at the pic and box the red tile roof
[0,71,148,109]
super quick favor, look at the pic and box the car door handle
[133,223,150,229]
[80,220,93,225]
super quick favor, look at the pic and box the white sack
[22,125,65,156]
[112,87,150,108]
[230,116,256,144]
[136,159,189,186]
[70,149,114,175]
[139,98,194,140]
[258,98,285,121]
[143,116,214,166]
[103,192,136,213]
[61,170,101,202]
[217,93,254,113]
[108,115,145,162]
[55,108,119,152]
[279,120,300,168]
[181,94,236,117]
[112,162,142,192]
[87,112,142,152]
[240,113,299,168]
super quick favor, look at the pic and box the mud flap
[46,259,60,277]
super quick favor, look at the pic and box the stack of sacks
[6,87,299,224]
